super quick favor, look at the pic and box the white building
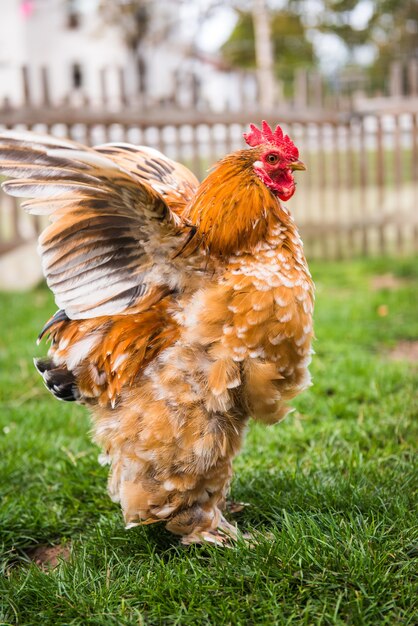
[0,0,249,110]
[0,0,133,105]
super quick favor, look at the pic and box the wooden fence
[1,106,417,261]
[2,59,418,113]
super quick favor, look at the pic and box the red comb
[243,120,299,160]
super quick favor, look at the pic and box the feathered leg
[92,371,247,546]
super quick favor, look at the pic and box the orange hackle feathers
[0,123,313,546]
[184,149,282,256]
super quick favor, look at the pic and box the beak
[290,160,306,171]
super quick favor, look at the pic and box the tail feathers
[34,357,80,402]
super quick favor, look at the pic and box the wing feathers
[0,164,102,185]
[21,196,99,215]
[45,300,180,405]
[47,252,144,291]
[39,215,134,246]
[2,179,106,198]
[0,129,80,148]
[0,130,200,319]
[46,240,139,275]
[46,148,124,171]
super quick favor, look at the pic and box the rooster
[0,122,313,545]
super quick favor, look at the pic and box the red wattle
[254,166,296,201]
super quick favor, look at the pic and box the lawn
[0,257,417,626]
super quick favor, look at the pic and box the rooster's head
[244,121,305,201]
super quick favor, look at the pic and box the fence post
[389,61,403,97]
[22,66,32,105]
[100,67,108,107]
[40,66,51,107]
[407,59,418,96]
[331,122,343,258]
[375,115,386,255]
[294,69,308,110]
[412,113,418,252]
[118,66,128,108]
[312,72,323,109]
[393,114,405,253]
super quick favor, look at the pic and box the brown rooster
[0,122,314,545]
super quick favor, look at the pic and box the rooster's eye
[266,154,279,164]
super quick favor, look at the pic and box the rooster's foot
[226,500,250,514]
[180,515,239,546]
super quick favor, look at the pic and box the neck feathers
[185,151,296,257]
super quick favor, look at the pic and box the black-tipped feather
[37,309,69,343]
[34,356,80,402]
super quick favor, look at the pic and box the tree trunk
[252,0,275,110]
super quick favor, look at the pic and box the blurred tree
[314,0,417,56]
[366,0,418,90]
[98,0,417,97]
[221,0,417,93]
[221,7,315,92]
[98,0,150,93]
[309,0,372,50]
[98,0,150,53]
[98,0,185,95]
[252,0,275,108]
[309,0,418,90]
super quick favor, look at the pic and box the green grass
[1,257,417,625]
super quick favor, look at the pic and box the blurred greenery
[94,0,418,96]
[221,8,315,92]
[221,0,418,93]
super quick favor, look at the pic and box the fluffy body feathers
[0,123,314,545]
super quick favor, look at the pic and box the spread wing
[0,131,200,319]
[95,143,198,217]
